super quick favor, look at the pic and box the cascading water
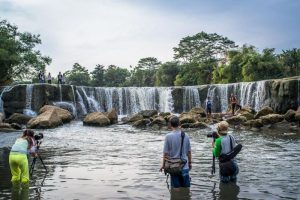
[23,84,37,117]
[254,81,267,111]
[0,86,12,115]
[218,84,229,113]
[76,90,87,115]
[183,86,200,112]
[157,87,174,113]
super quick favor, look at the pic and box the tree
[0,20,51,85]
[64,63,90,86]
[155,61,180,86]
[174,63,203,86]
[129,57,161,86]
[279,48,300,76]
[90,64,105,86]
[173,31,236,64]
[104,65,130,87]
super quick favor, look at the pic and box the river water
[0,121,299,200]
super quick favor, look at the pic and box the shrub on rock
[83,112,110,127]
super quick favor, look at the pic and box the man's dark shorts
[170,169,190,188]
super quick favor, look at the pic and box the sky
[0,0,299,75]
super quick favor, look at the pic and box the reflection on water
[0,121,299,199]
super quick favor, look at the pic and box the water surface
[0,122,299,199]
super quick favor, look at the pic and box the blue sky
[0,0,299,75]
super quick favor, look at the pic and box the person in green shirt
[212,121,239,183]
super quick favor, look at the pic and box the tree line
[1,19,299,87]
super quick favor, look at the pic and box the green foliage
[0,20,51,85]
[104,65,130,87]
[279,48,300,76]
[173,31,236,64]
[90,64,105,86]
[65,63,90,86]
[155,61,180,86]
[129,57,161,86]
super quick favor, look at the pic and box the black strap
[180,131,185,158]
[229,135,233,151]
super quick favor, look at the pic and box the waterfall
[0,86,12,114]
[298,78,300,107]
[80,87,100,112]
[239,82,256,108]
[254,81,267,111]
[218,84,229,113]
[59,84,62,102]
[157,87,174,113]
[76,89,87,115]
[183,86,200,112]
[71,86,77,117]
[23,84,37,117]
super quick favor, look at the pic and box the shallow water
[0,121,299,200]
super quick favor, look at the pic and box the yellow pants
[9,153,29,184]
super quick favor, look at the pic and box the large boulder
[132,119,151,128]
[128,114,144,123]
[190,122,209,129]
[260,114,284,125]
[255,106,274,119]
[239,112,254,120]
[236,106,255,115]
[138,110,158,118]
[104,109,118,124]
[39,105,73,123]
[189,107,206,117]
[5,113,32,125]
[83,112,110,126]
[159,112,171,117]
[226,116,247,125]
[10,123,22,130]
[295,108,300,122]
[0,123,15,132]
[180,113,196,124]
[27,109,63,129]
[149,116,166,127]
[244,119,264,128]
[284,109,296,122]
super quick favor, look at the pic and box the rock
[39,105,73,123]
[27,109,63,129]
[121,116,130,123]
[226,116,247,125]
[0,112,4,122]
[5,113,32,125]
[180,114,196,124]
[284,109,296,122]
[181,123,191,128]
[83,112,110,126]
[138,110,158,118]
[104,109,118,124]
[236,106,255,115]
[239,112,254,120]
[190,122,209,129]
[128,114,144,123]
[132,119,151,128]
[149,116,167,127]
[260,114,284,125]
[159,112,171,117]
[10,123,22,130]
[255,106,274,119]
[245,119,264,128]
[189,107,206,117]
[0,123,13,129]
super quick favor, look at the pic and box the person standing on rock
[57,72,63,84]
[160,116,192,190]
[47,72,52,84]
[9,129,37,185]
[206,96,212,118]
[230,93,237,115]
[212,121,239,183]
[38,71,43,83]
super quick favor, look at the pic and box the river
[0,121,299,199]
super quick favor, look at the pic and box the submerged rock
[27,109,63,129]
[104,109,118,124]
[260,114,284,125]
[284,109,296,122]
[226,116,247,125]
[83,112,110,127]
[132,119,151,128]
[5,113,32,125]
[138,110,158,118]
[255,106,274,119]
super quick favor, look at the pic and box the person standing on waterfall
[160,116,192,189]
[47,72,52,84]
[212,121,239,183]
[9,129,37,185]
[57,72,63,84]
[206,96,212,118]
[230,93,237,115]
